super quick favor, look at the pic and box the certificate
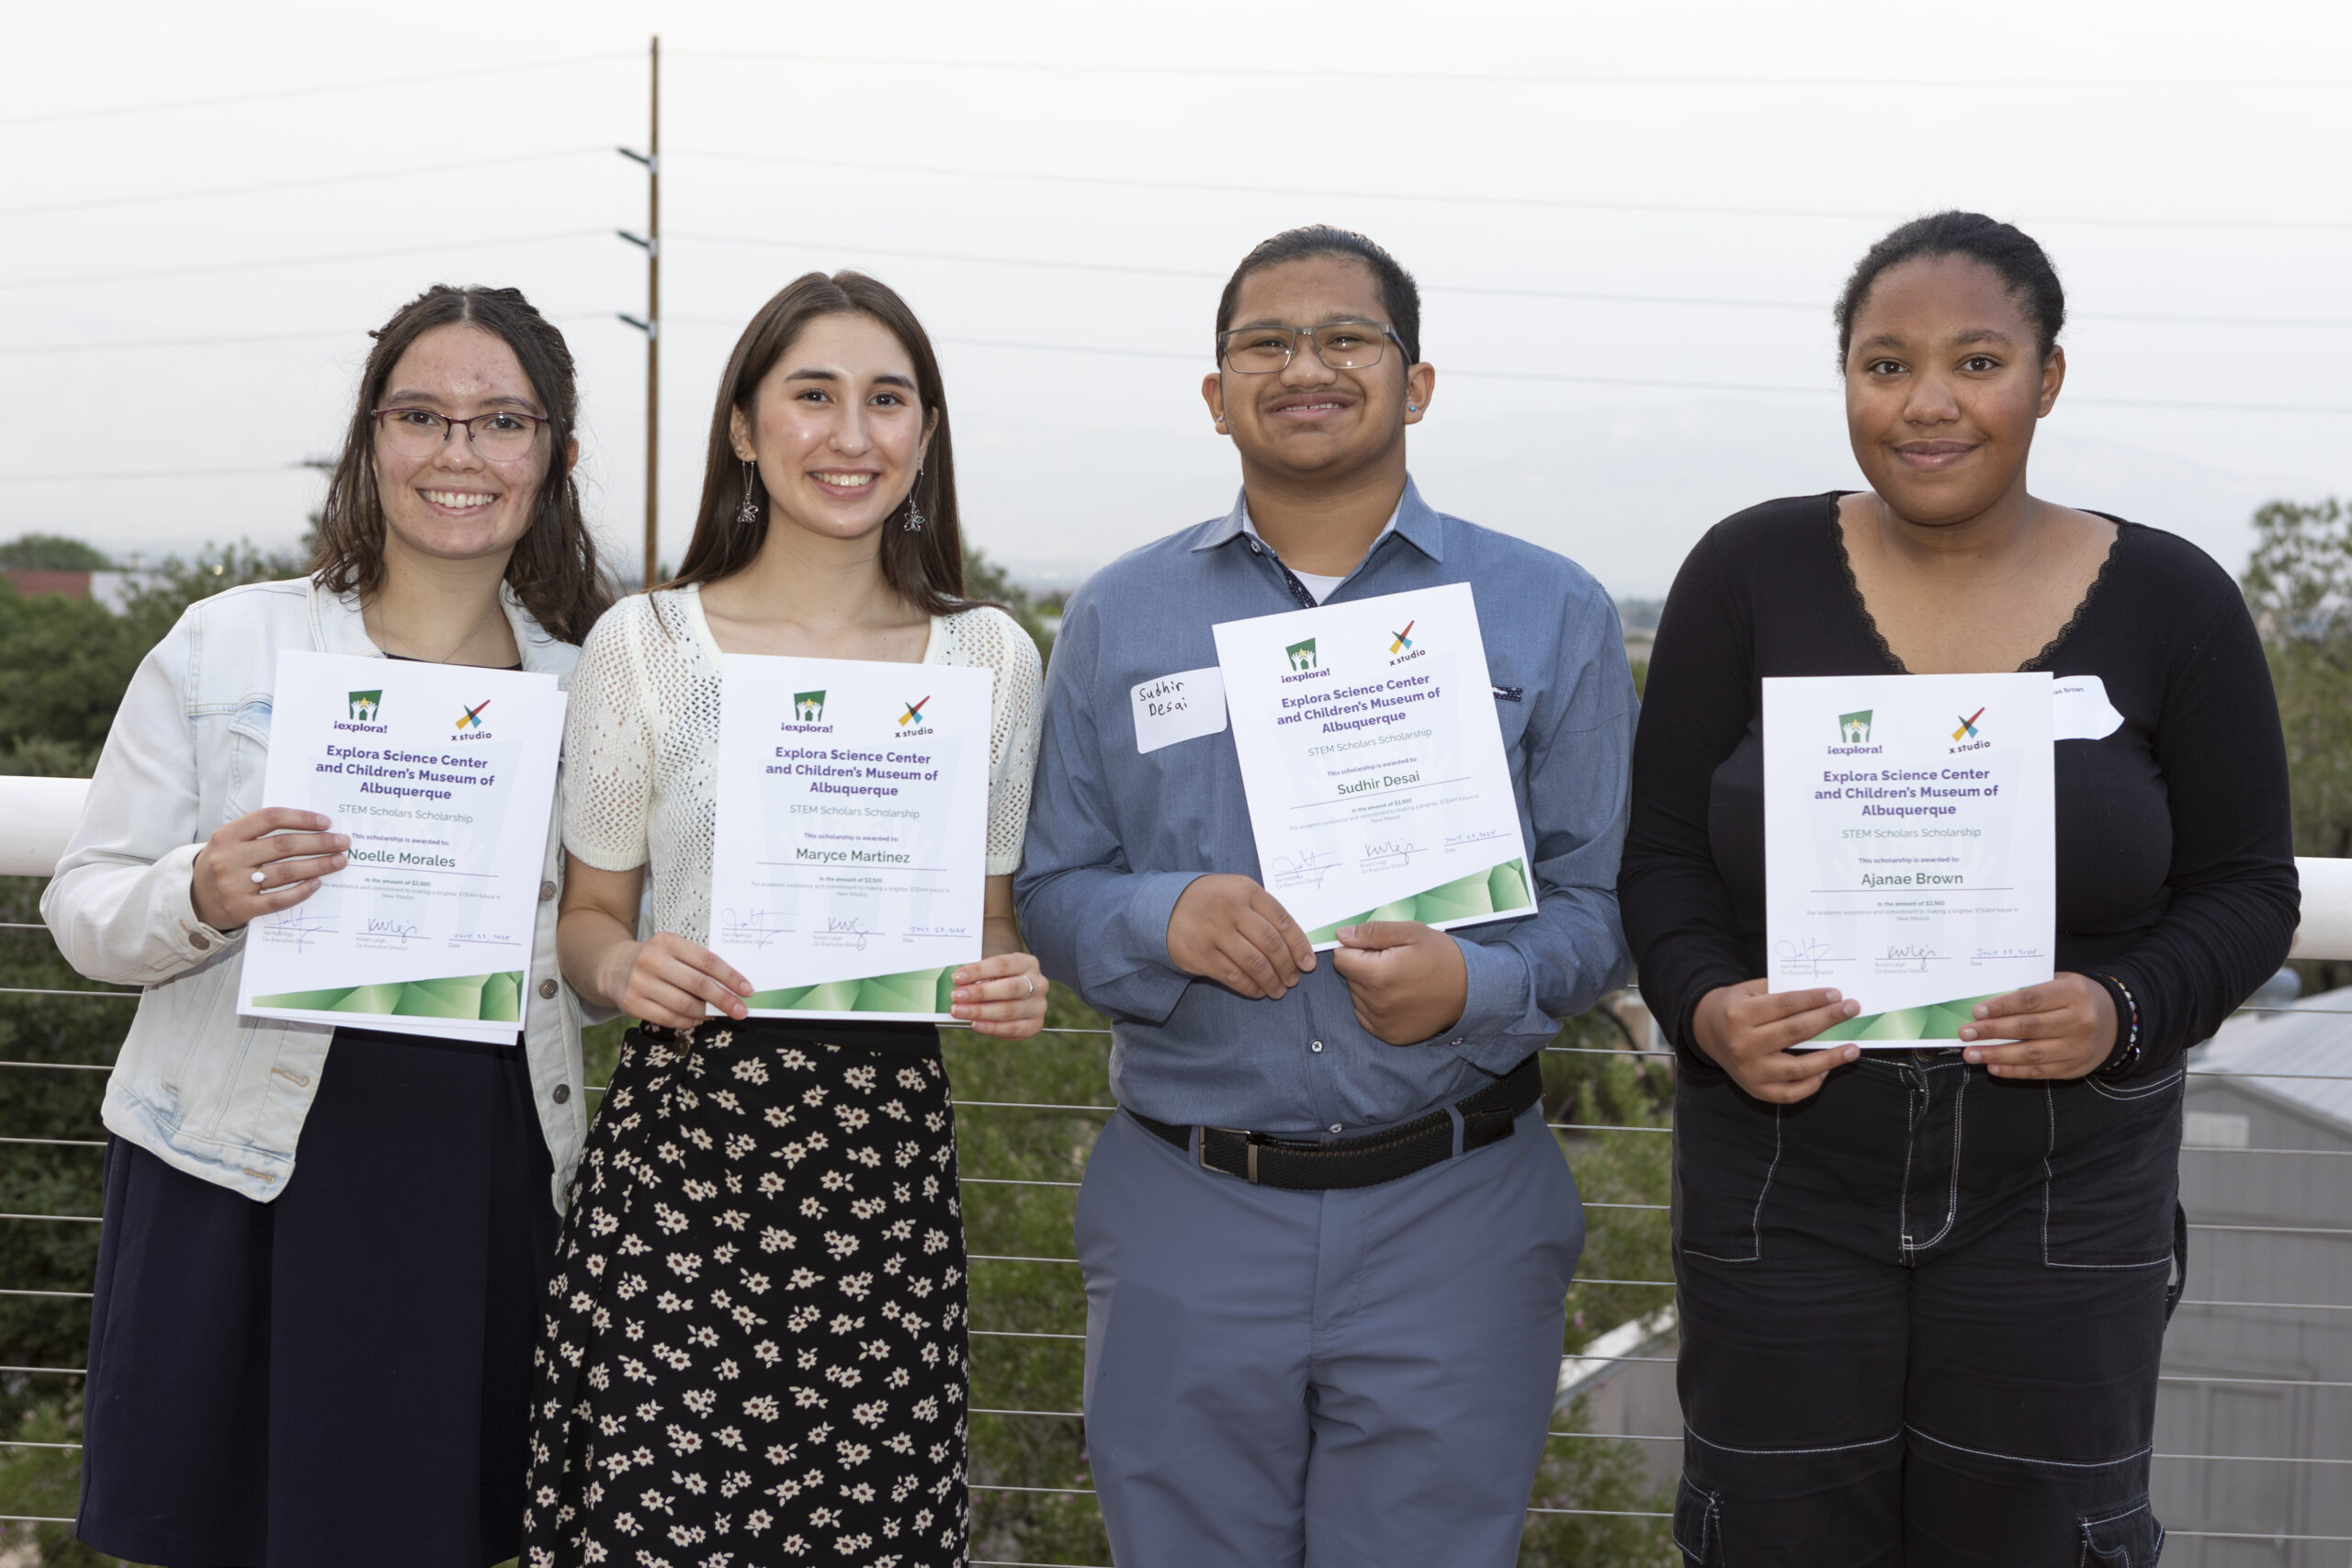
[238,650,563,1041]
[1763,671,2055,1045]
[1213,582,1536,948]
[709,655,995,1021]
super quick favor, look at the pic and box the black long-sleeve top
[1620,492,2299,1080]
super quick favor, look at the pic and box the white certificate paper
[1213,583,1536,948]
[1763,671,2056,1045]
[238,651,562,1041]
[710,655,995,1021]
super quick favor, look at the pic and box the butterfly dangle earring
[736,458,761,525]
[901,465,927,532]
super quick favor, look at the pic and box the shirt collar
[1191,473,1446,564]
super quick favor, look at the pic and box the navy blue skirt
[76,1027,557,1568]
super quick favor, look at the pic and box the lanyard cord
[1242,534,1329,612]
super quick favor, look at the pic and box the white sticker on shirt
[2052,674,2124,741]
[1131,666,1228,755]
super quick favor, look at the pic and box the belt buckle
[1202,1126,1262,1184]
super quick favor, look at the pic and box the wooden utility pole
[617,35,662,587]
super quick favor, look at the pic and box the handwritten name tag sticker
[2052,675,2123,741]
[1130,666,1228,755]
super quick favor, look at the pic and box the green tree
[0,543,301,778]
[0,536,111,571]
[2242,497,2351,992]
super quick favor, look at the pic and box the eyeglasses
[1216,321,1406,374]
[371,406,547,461]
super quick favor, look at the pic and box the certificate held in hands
[1762,671,2056,1045]
[1213,582,1536,949]
[237,650,563,1041]
[709,655,995,1022]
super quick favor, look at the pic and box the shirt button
[1329,1123,1343,1134]
[190,933,210,951]
[539,880,557,902]
[1310,1040,1324,1053]
[553,1083,571,1105]
[538,978,558,999]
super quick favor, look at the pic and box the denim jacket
[41,577,592,1209]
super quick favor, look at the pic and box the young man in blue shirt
[1015,226,1635,1567]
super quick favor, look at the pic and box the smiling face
[729,311,933,547]
[1202,254,1431,484]
[371,321,555,567]
[1843,253,2064,525]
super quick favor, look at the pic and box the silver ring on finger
[250,870,267,886]
[1023,975,1035,999]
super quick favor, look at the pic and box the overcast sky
[5,0,2348,594]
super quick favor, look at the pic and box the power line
[0,231,607,293]
[0,465,311,484]
[0,329,355,358]
[0,147,608,221]
[0,53,638,130]
[670,231,2352,331]
[672,50,2352,90]
[671,150,2352,236]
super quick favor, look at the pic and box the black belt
[1129,1054,1543,1190]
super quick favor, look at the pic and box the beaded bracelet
[2098,973,2142,1077]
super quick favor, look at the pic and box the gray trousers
[1075,1100,1584,1567]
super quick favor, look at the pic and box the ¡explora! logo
[1284,637,1317,672]
[1838,709,1871,744]
[349,690,383,722]
[794,691,826,722]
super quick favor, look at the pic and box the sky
[3,0,2349,596]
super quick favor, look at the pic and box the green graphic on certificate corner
[1812,990,2003,1042]
[253,969,523,1021]
[744,965,962,1018]
[1304,858,1532,945]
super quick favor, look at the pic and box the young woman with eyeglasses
[47,285,611,1567]
[520,271,1047,1567]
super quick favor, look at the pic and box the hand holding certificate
[1763,671,2056,1046]
[709,655,994,1021]
[237,651,563,1040]
[1213,583,1535,948]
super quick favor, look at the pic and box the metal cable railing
[4,988,2349,1554]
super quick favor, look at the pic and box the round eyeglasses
[1216,321,1406,374]
[371,406,547,461]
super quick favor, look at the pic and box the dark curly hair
[311,285,613,645]
[1834,210,2066,367]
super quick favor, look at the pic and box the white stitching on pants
[1907,1424,2152,1470]
[1908,1064,1968,1253]
[1684,1421,1902,1457]
[2041,1078,2177,1271]
[1682,1103,1782,1265]
[2086,1067,2184,1102]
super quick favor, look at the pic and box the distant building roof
[2193,985,2352,1134]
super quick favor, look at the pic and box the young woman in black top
[1619,212,2298,1566]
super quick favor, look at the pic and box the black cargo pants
[1671,1053,2185,1568]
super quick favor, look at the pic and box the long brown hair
[311,285,613,645]
[671,271,969,612]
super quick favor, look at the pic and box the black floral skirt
[522,1018,969,1568]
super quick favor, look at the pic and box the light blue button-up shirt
[1015,477,1636,1134]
